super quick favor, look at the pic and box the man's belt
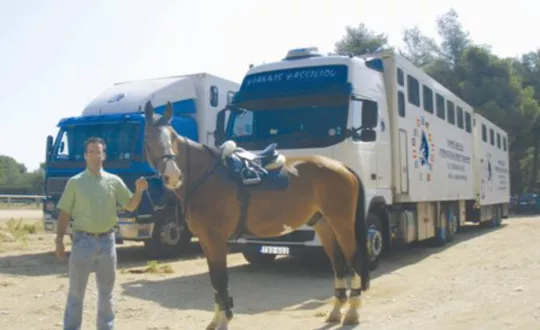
[75,229,114,238]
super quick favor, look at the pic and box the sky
[1,0,538,172]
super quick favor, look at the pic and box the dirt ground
[1,213,539,330]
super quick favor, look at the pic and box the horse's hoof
[341,312,360,325]
[325,310,342,323]
[325,314,341,323]
[206,322,228,330]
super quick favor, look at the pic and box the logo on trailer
[411,116,435,182]
[480,153,493,199]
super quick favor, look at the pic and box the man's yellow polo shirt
[56,168,133,233]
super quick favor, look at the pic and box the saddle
[219,140,288,189]
[219,140,290,241]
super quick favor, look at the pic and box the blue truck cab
[43,73,239,255]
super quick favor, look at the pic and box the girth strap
[229,187,252,241]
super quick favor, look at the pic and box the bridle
[143,129,223,224]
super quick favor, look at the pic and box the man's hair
[85,137,106,152]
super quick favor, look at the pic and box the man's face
[84,142,105,168]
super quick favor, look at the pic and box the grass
[0,218,43,251]
[121,260,175,275]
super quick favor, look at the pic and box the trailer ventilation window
[407,75,420,107]
[490,128,495,146]
[497,132,501,149]
[210,86,219,107]
[422,85,434,114]
[503,136,507,151]
[436,93,445,120]
[465,111,472,133]
[482,124,487,142]
[398,91,405,117]
[397,68,404,86]
[447,101,455,125]
[456,106,464,129]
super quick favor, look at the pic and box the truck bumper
[229,241,322,257]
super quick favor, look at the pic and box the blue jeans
[64,231,116,330]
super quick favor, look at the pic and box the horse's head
[143,100,184,190]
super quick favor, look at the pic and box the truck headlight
[45,201,56,212]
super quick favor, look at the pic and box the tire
[144,222,192,258]
[446,206,458,242]
[493,205,502,227]
[366,213,384,271]
[434,209,448,246]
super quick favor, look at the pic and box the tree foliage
[0,156,44,195]
[334,9,540,194]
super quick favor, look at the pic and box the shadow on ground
[119,223,508,315]
[0,219,510,318]
[0,239,206,277]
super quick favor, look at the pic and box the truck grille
[46,177,69,194]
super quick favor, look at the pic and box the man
[55,137,148,330]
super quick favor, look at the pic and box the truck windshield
[228,93,348,150]
[52,123,139,162]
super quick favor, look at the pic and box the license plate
[45,223,53,231]
[260,245,289,255]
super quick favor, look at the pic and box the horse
[142,100,371,329]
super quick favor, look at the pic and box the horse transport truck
[42,73,239,255]
[217,47,510,269]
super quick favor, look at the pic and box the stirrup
[242,177,261,185]
[240,168,261,185]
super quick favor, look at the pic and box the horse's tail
[346,166,370,291]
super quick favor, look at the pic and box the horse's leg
[322,207,364,325]
[198,232,233,330]
[313,220,348,323]
[341,270,363,324]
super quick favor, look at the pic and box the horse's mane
[163,122,221,159]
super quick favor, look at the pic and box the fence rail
[0,194,45,208]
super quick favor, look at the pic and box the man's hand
[55,238,66,260]
[135,177,148,193]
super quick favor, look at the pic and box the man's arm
[115,177,145,212]
[124,191,143,212]
[56,179,76,243]
[56,211,72,243]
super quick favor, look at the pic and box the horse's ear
[144,101,154,125]
[163,101,173,123]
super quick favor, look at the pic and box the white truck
[217,47,510,269]
[43,73,239,255]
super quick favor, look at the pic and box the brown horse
[143,100,370,329]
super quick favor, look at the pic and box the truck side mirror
[361,100,378,129]
[214,108,228,147]
[45,135,53,163]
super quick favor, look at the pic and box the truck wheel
[366,213,384,271]
[446,207,458,242]
[144,223,192,258]
[434,209,448,246]
[242,250,277,266]
[491,205,502,228]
